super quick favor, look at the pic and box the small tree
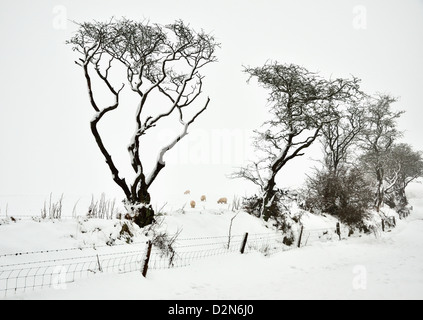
[384,143,423,215]
[359,95,404,213]
[232,62,361,220]
[67,18,219,227]
[305,102,368,224]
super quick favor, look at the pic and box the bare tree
[320,103,366,174]
[67,18,219,227]
[304,104,371,226]
[392,144,423,191]
[232,62,361,220]
[384,143,423,215]
[359,94,404,213]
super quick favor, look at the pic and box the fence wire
[148,236,246,270]
[0,249,144,296]
[0,224,347,297]
[244,233,296,255]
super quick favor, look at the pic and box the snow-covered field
[1,184,423,300]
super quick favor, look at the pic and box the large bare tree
[67,18,219,227]
[232,62,361,220]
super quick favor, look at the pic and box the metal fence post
[142,240,152,278]
[240,233,248,254]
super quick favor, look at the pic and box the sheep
[200,195,206,202]
[217,197,227,204]
[190,200,196,208]
[184,190,191,195]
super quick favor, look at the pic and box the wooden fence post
[142,240,153,278]
[240,232,248,254]
[297,225,304,248]
[96,254,103,272]
[336,222,341,240]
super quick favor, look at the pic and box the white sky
[0,0,422,213]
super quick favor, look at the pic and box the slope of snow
[10,207,423,300]
[1,183,422,300]
[0,210,273,254]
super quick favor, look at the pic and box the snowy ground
[7,208,423,300]
[1,184,423,300]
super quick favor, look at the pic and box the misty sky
[1,0,422,213]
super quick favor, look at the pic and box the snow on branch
[68,18,218,210]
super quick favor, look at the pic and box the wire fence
[0,221,383,297]
[149,234,243,270]
[301,227,340,246]
[244,232,296,255]
[0,249,144,296]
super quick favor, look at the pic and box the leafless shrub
[146,218,182,267]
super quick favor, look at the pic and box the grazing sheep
[190,200,196,208]
[200,195,206,202]
[217,197,227,204]
[184,190,190,195]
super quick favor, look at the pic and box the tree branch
[145,98,210,187]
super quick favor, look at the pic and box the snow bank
[12,207,423,300]
[155,210,274,239]
[2,182,423,300]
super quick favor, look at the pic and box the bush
[283,234,295,246]
[242,194,264,218]
[144,218,182,267]
[242,190,296,245]
[304,166,373,227]
[385,188,411,218]
[119,222,134,244]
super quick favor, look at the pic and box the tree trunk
[375,166,384,213]
[261,178,277,221]
[395,186,409,218]
[125,185,155,228]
